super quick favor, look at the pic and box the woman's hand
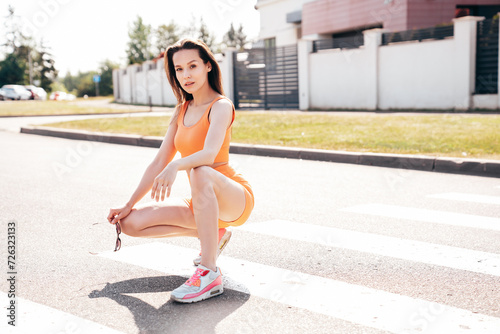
[151,162,178,202]
[107,204,132,225]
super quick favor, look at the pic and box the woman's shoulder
[212,96,234,111]
[209,96,235,126]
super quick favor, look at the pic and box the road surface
[0,129,499,334]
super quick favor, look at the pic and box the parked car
[49,91,66,101]
[25,87,36,99]
[49,91,76,101]
[1,85,31,100]
[0,88,5,100]
[25,85,47,100]
[35,87,48,100]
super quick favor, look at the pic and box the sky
[0,0,261,76]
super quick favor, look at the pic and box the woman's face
[172,49,211,94]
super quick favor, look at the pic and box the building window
[456,5,500,19]
[264,38,276,49]
[455,8,470,18]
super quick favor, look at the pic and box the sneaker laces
[185,268,209,286]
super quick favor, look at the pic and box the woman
[107,38,254,303]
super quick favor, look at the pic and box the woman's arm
[150,99,233,201]
[108,108,180,224]
[125,120,178,207]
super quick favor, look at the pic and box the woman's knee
[190,166,213,189]
[119,212,141,237]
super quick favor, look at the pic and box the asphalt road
[0,128,499,334]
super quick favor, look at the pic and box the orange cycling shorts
[183,164,254,228]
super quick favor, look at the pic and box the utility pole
[28,47,33,85]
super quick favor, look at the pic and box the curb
[0,111,154,118]
[20,125,500,178]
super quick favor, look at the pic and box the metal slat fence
[233,45,299,109]
[313,35,364,52]
[381,25,454,45]
[312,24,454,52]
[475,17,499,94]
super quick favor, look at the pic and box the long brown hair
[164,38,224,124]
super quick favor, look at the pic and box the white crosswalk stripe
[427,192,500,205]
[98,243,500,334]
[0,294,125,334]
[238,220,500,277]
[340,204,500,231]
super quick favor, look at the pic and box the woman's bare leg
[118,167,246,270]
[189,166,246,272]
[119,198,198,238]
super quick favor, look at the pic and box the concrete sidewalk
[20,125,500,178]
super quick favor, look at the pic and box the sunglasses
[114,222,121,252]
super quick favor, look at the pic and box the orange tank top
[174,96,235,163]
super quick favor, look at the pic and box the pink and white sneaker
[170,265,223,303]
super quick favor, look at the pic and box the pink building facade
[302,0,500,37]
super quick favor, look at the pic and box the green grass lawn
[42,111,500,160]
[0,98,149,116]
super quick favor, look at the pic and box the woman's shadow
[89,275,250,334]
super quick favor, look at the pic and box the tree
[1,6,58,88]
[0,53,25,86]
[2,5,23,54]
[76,72,96,97]
[1,5,29,85]
[235,24,248,50]
[62,71,77,93]
[180,16,216,48]
[49,81,68,94]
[222,23,247,50]
[60,59,119,97]
[126,16,152,65]
[198,18,216,49]
[97,59,120,96]
[182,15,199,40]
[34,41,58,91]
[155,21,180,55]
[223,23,237,48]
